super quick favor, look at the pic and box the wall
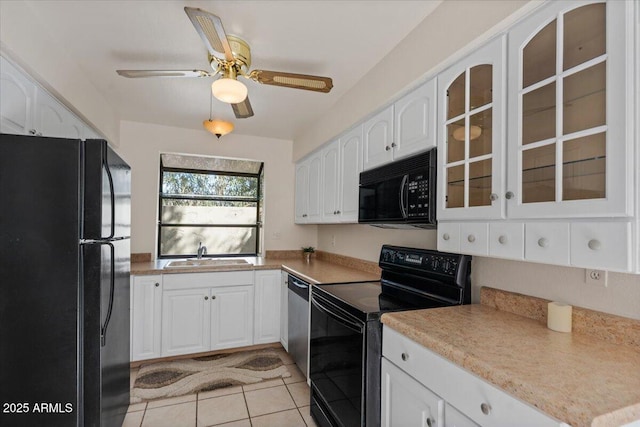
[117,120,317,257]
[308,0,639,321]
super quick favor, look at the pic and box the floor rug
[131,347,292,403]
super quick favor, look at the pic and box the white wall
[117,120,317,257]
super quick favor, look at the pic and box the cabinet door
[131,275,163,361]
[0,56,36,135]
[338,125,363,222]
[437,36,506,221]
[321,140,340,223]
[381,358,442,427]
[254,270,281,345]
[363,105,394,171]
[211,285,254,350]
[280,271,289,351]
[294,161,309,223]
[507,0,632,218]
[33,89,83,139]
[394,78,437,160]
[161,288,210,357]
[307,152,323,223]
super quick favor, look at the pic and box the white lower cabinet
[211,285,254,350]
[253,270,281,345]
[382,326,567,427]
[130,275,163,361]
[162,288,211,357]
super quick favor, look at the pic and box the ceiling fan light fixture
[203,119,234,138]
[211,78,248,104]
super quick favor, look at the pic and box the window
[158,153,264,258]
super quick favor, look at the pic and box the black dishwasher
[287,274,310,378]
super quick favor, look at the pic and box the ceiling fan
[116,7,334,119]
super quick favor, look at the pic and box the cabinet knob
[490,193,498,201]
[29,129,37,135]
[211,295,216,300]
[391,143,397,148]
[538,238,549,248]
[204,296,209,300]
[498,235,507,245]
[443,233,450,241]
[302,214,307,218]
[480,403,492,415]
[385,145,391,151]
[588,239,601,251]
[426,417,434,427]
[401,352,409,361]
[467,234,476,243]
[505,191,514,200]
[336,210,341,214]
[155,282,160,287]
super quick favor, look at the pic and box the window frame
[157,162,264,259]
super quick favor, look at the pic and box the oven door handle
[311,296,364,333]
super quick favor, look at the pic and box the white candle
[547,302,572,333]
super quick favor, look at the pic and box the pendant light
[203,92,234,139]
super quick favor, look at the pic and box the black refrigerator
[0,134,131,427]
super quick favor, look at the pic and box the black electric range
[309,245,471,427]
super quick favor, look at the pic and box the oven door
[310,291,365,427]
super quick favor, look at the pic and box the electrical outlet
[585,269,608,287]
[331,235,336,247]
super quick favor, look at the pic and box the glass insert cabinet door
[437,36,506,220]
[507,0,632,218]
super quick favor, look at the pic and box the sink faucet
[197,241,207,259]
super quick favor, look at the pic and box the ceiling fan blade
[232,97,254,119]
[116,69,211,78]
[184,7,233,61]
[250,70,333,93]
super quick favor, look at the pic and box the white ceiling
[24,0,441,140]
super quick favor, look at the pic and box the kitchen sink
[165,259,252,268]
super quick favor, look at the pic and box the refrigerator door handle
[102,146,116,240]
[100,242,115,347]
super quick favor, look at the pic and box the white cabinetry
[321,140,340,222]
[161,271,254,357]
[253,270,281,345]
[280,271,289,351]
[131,275,163,361]
[295,151,322,224]
[382,326,566,427]
[363,79,437,171]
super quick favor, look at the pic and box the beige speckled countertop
[131,255,380,284]
[381,301,640,427]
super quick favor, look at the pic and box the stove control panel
[380,246,460,277]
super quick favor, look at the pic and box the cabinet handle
[401,352,409,361]
[426,417,434,427]
[498,235,507,245]
[204,296,208,300]
[155,282,160,287]
[391,143,397,148]
[490,193,498,201]
[336,210,340,214]
[211,295,216,300]
[467,234,476,243]
[385,145,391,151]
[538,238,549,248]
[302,214,307,218]
[29,129,37,135]
[443,233,450,241]
[480,403,492,415]
[588,239,601,251]
[505,191,514,200]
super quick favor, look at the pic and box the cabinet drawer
[163,270,254,290]
[459,223,489,256]
[438,222,460,252]
[570,222,632,272]
[525,223,569,265]
[489,223,524,260]
[383,326,564,427]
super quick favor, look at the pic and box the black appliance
[358,150,436,228]
[287,274,310,378]
[309,245,471,427]
[0,134,131,427]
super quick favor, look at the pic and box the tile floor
[123,357,318,427]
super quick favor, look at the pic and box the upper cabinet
[437,36,506,221]
[363,78,437,171]
[294,151,322,224]
[506,0,632,219]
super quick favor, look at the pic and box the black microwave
[358,149,436,228]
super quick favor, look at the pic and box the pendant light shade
[203,119,234,138]
[211,78,248,104]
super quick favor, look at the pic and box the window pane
[563,62,605,135]
[522,144,556,203]
[447,71,466,120]
[469,159,492,207]
[161,201,257,225]
[162,172,258,198]
[563,132,606,201]
[447,117,465,163]
[563,3,606,71]
[523,82,556,145]
[469,65,492,110]
[446,165,465,209]
[160,226,257,256]
[523,19,556,88]
[469,108,492,158]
